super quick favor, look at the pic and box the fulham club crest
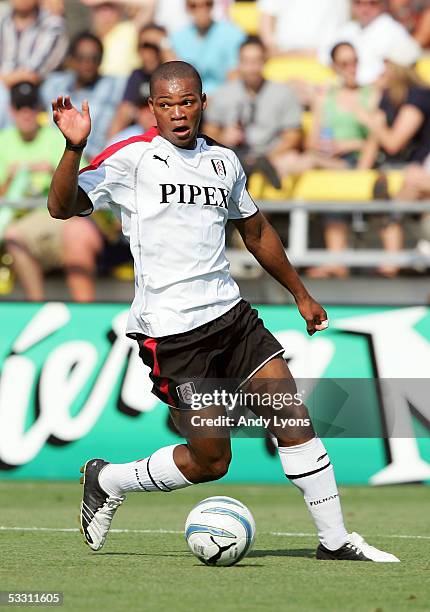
[211,158,226,180]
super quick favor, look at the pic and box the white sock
[278,437,348,551]
[99,445,192,497]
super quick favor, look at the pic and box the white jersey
[78,128,258,337]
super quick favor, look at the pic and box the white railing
[229,200,430,268]
[3,197,430,268]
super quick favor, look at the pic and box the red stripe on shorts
[142,338,176,407]
[143,337,160,377]
[159,378,175,407]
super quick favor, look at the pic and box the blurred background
[0,0,430,485]
[1,0,430,304]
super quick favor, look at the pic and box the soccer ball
[185,496,256,566]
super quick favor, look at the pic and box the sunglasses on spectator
[187,1,214,9]
[74,53,101,64]
[335,58,358,68]
[138,42,161,52]
[93,2,117,9]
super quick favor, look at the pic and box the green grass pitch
[1,481,429,611]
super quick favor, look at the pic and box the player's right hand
[296,295,329,336]
[51,95,91,145]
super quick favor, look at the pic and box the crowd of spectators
[1,0,430,299]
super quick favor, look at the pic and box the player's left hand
[296,296,329,336]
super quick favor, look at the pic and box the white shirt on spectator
[321,13,422,85]
[258,0,350,53]
[154,0,232,34]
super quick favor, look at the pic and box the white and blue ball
[185,496,256,566]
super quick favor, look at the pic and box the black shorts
[135,300,284,409]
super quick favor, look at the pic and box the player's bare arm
[234,211,328,336]
[47,95,93,220]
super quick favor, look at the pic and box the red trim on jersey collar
[79,126,160,175]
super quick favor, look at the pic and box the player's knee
[289,401,310,422]
[209,456,231,480]
[274,402,314,446]
[197,453,231,482]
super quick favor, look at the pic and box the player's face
[149,77,207,149]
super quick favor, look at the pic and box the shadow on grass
[99,551,189,557]
[193,563,265,568]
[99,549,314,562]
[249,548,315,559]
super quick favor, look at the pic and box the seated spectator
[308,43,377,169]
[108,23,170,139]
[1,81,87,301]
[389,0,430,49]
[393,161,430,258]
[82,0,139,77]
[259,0,350,57]
[305,42,378,279]
[171,0,245,94]
[358,43,430,277]
[41,31,125,159]
[62,211,133,303]
[0,0,68,127]
[322,0,422,85]
[204,36,303,188]
[359,43,429,170]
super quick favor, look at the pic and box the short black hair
[330,41,355,62]
[240,35,265,53]
[150,61,203,97]
[69,31,103,60]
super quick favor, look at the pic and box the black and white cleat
[316,532,400,562]
[79,459,124,551]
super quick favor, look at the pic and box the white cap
[384,37,422,68]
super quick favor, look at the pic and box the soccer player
[48,61,399,562]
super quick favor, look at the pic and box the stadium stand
[229,0,259,35]
[1,0,430,301]
[293,170,379,201]
[416,56,430,84]
[263,57,335,86]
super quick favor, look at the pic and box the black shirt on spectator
[379,86,430,164]
[123,69,152,104]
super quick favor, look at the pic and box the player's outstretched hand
[52,95,91,145]
[296,295,329,336]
